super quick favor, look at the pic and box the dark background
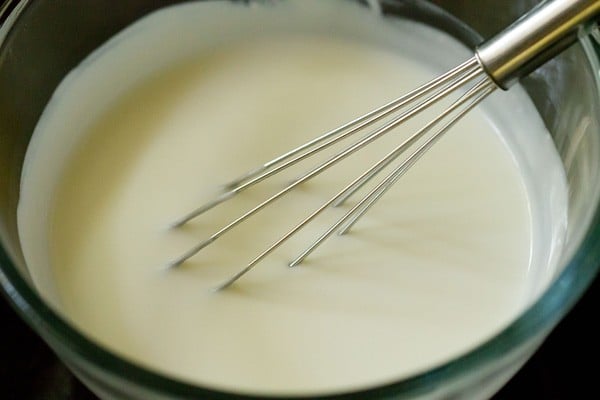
[1,274,598,399]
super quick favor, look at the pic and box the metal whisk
[169,0,600,289]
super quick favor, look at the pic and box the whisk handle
[476,0,600,89]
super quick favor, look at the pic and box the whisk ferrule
[476,0,600,89]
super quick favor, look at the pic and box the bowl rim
[1,0,600,398]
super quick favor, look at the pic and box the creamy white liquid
[17,0,567,396]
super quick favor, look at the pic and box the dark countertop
[1,274,598,399]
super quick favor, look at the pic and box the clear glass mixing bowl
[1,0,599,399]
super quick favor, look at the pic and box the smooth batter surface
[17,1,567,396]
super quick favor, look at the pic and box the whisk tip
[214,279,235,291]
[165,259,185,269]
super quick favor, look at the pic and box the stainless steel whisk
[168,0,600,289]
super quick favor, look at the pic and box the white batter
[17,0,568,396]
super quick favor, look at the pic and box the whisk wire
[336,79,496,236]
[170,59,486,268]
[216,75,495,289]
[171,58,481,228]
[227,57,480,187]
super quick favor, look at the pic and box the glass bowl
[1,0,599,399]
